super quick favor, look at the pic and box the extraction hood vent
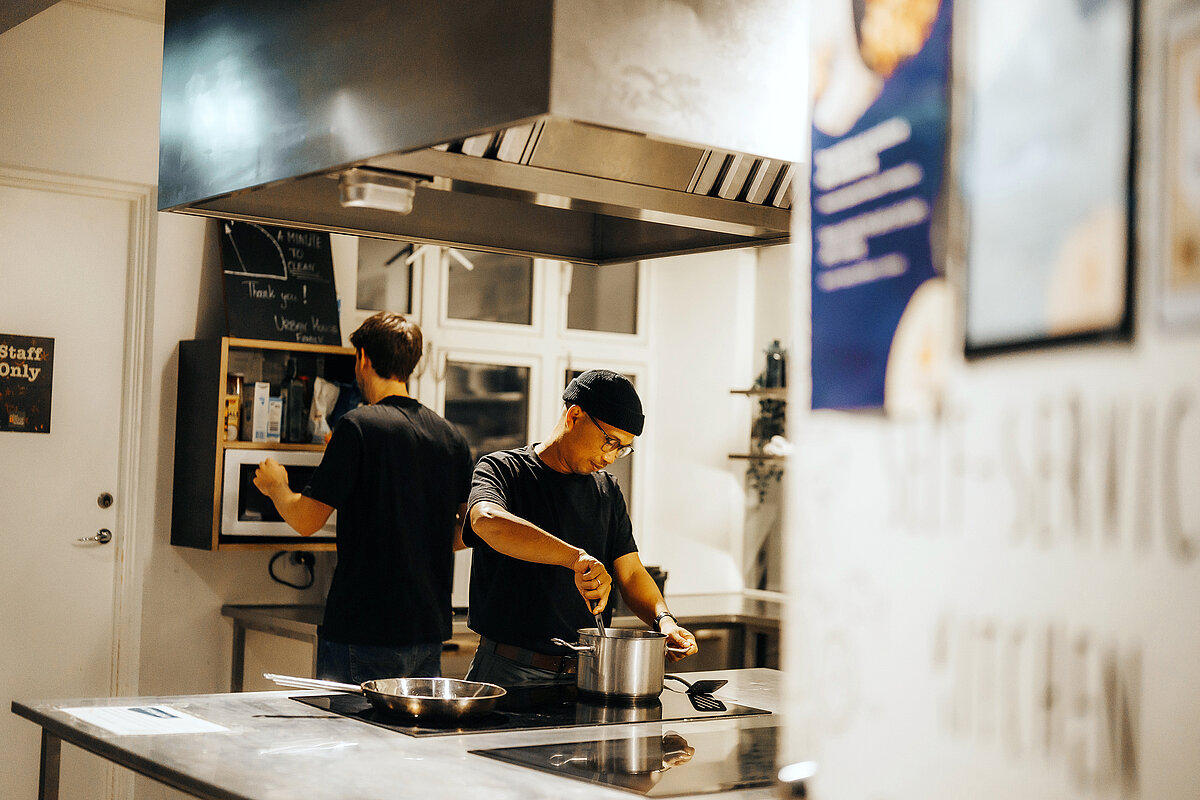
[159,0,806,265]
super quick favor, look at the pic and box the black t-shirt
[462,445,637,654]
[304,395,472,645]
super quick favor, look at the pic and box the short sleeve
[302,419,362,508]
[462,453,511,547]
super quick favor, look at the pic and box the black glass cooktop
[292,680,770,738]
[471,722,780,797]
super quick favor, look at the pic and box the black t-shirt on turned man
[303,395,472,646]
[463,445,637,655]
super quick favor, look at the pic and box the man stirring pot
[462,370,697,685]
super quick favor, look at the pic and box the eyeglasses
[585,413,635,459]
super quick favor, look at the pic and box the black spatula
[664,674,728,695]
[663,674,728,712]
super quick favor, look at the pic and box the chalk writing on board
[220,221,341,345]
[0,333,55,433]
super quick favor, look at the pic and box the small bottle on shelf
[281,357,308,443]
[764,339,787,388]
[224,373,243,441]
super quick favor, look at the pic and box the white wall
[783,1,1200,797]
[644,248,759,593]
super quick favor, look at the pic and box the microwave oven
[221,449,336,538]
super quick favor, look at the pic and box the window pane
[565,368,635,514]
[356,237,413,313]
[566,262,638,334]
[445,361,530,462]
[446,249,533,325]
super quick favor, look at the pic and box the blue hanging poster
[809,0,952,411]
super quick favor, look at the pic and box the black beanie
[563,370,645,436]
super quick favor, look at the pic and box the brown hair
[349,312,423,382]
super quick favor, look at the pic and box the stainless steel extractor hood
[158,0,805,265]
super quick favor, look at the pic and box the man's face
[563,407,635,474]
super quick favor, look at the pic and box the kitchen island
[13,668,788,800]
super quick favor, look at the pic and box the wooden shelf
[215,540,337,553]
[728,453,786,462]
[171,336,355,551]
[730,387,787,398]
[222,441,326,452]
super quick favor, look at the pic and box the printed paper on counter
[62,705,229,735]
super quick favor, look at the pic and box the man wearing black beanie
[461,369,698,685]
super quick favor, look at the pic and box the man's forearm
[617,568,668,627]
[470,503,582,566]
[263,487,330,536]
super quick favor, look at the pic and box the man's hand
[660,617,698,662]
[253,457,289,499]
[572,551,612,614]
[251,458,333,536]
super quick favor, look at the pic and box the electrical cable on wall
[268,551,315,590]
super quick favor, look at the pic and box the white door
[0,178,135,800]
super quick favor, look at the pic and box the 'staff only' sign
[0,334,54,433]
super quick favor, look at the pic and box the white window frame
[556,260,651,348]
[433,347,543,450]
[435,247,545,338]
[340,234,428,330]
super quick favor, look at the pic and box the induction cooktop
[471,722,781,797]
[291,680,770,738]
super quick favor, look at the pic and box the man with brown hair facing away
[254,312,472,683]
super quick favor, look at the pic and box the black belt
[481,637,577,675]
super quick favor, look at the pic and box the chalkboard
[220,221,342,345]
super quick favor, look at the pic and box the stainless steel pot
[264,673,506,720]
[551,628,687,700]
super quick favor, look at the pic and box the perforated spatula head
[686,692,728,712]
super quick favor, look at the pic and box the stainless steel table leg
[39,729,60,800]
[231,620,246,692]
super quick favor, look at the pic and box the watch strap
[654,611,677,631]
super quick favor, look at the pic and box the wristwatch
[654,611,677,631]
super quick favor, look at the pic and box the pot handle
[263,673,364,694]
[550,637,595,654]
[666,645,691,655]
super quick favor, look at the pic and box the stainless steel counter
[221,594,783,689]
[12,668,785,800]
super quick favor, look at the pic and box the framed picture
[1161,4,1200,329]
[961,0,1137,357]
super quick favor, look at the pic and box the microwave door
[237,462,289,523]
[221,451,335,538]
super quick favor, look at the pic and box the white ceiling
[1,0,163,36]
